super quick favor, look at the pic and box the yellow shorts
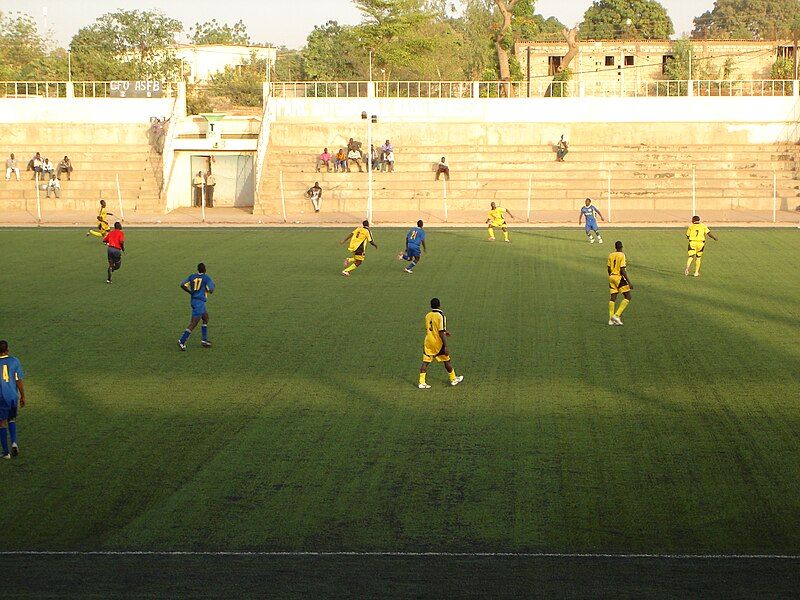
[97,223,110,232]
[609,274,631,294]
[489,221,506,228]
[687,241,705,258]
[422,345,450,363]
[351,252,365,262]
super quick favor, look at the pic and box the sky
[6,0,716,49]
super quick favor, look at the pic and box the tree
[0,11,47,80]
[491,0,520,82]
[189,19,251,45]
[514,0,565,41]
[70,10,182,80]
[580,0,674,40]
[209,53,265,106]
[692,0,800,40]
[303,21,365,80]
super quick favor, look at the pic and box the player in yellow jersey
[486,202,515,242]
[684,215,718,277]
[340,219,378,277]
[607,240,632,326]
[418,298,464,389]
[86,199,114,238]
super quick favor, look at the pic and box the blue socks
[0,428,8,455]
[8,421,16,444]
[201,325,208,342]
[406,261,416,271]
[179,329,191,344]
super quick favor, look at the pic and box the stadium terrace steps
[254,121,800,218]
[1,124,164,213]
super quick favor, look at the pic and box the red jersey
[104,229,125,250]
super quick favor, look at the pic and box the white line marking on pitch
[0,551,798,560]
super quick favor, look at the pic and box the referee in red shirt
[102,222,125,284]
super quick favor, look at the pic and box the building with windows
[173,44,277,84]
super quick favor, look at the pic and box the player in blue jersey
[397,220,427,274]
[578,198,605,244]
[178,263,216,351]
[0,341,25,460]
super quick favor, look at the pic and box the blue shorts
[405,245,421,259]
[585,220,599,233]
[191,299,208,318]
[0,402,18,422]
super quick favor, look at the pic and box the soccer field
[2,227,800,593]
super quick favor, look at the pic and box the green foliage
[186,84,215,115]
[273,47,307,80]
[0,11,48,80]
[189,19,251,46]
[771,57,794,79]
[303,21,366,80]
[692,0,800,40]
[209,53,265,106]
[580,0,674,40]
[550,67,571,96]
[514,0,566,41]
[70,9,182,80]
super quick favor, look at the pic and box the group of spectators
[316,139,396,174]
[192,171,217,207]
[5,152,74,198]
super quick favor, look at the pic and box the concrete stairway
[0,124,164,215]
[255,121,800,220]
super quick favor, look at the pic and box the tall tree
[189,19,251,45]
[70,9,182,80]
[303,21,365,80]
[0,11,47,80]
[492,0,520,82]
[692,0,800,40]
[580,0,674,40]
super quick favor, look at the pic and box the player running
[0,340,25,460]
[608,241,632,326]
[486,202,514,242]
[579,198,605,243]
[340,220,377,277]
[103,221,125,284]
[418,298,464,389]
[178,263,216,351]
[685,215,718,277]
[397,220,426,274]
[86,199,113,238]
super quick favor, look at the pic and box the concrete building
[515,39,796,84]
[174,44,277,84]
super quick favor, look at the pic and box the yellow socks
[419,372,426,385]
[694,258,702,275]
[609,301,616,319]
[503,231,509,242]
[448,370,457,382]
[487,227,495,240]
[343,263,357,274]
[686,256,693,270]
[615,298,630,317]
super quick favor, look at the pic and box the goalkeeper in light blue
[397,220,427,274]
[579,198,605,244]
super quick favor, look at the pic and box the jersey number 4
[1,365,8,383]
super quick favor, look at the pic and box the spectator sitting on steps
[46,173,61,198]
[369,144,382,172]
[435,157,450,181]
[382,149,395,173]
[347,138,362,156]
[316,148,332,172]
[306,181,323,212]
[42,158,54,176]
[555,135,569,162]
[5,153,20,181]
[27,152,42,179]
[57,156,73,180]
[335,148,347,173]
[347,148,363,172]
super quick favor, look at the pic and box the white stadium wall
[0,97,176,124]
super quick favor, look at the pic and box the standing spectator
[45,173,61,198]
[42,158,54,177]
[556,135,569,162]
[435,157,450,181]
[382,149,395,173]
[5,153,20,181]
[347,148,363,173]
[192,171,204,207]
[316,148,332,173]
[305,181,323,212]
[28,153,43,179]
[335,148,347,173]
[56,156,73,181]
[204,171,216,208]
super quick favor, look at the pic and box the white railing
[0,81,180,99]
[267,80,799,99]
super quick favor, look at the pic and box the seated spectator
[368,144,382,172]
[381,139,393,156]
[42,158,55,176]
[435,156,450,181]
[555,135,569,162]
[305,181,323,212]
[5,153,20,181]
[347,138,362,156]
[347,148,363,173]
[316,148,332,173]
[45,173,61,198]
[27,152,42,179]
[382,149,395,173]
[57,156,73,180]
[335,148,347,173]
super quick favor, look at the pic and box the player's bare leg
[106,257,120,283]
[685,255,693,276]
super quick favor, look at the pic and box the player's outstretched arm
[578,213,583,224]
[506,210,516,219]
[17,380,25,407]
[595,208,605,221]
[370,240,378,249]
[422,240,427,253]
[340,233,353,245]
[709,231,718,241]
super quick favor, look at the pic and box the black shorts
[107,248,122,264]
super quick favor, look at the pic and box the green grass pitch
[2,227,799,594]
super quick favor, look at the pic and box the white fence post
[443,178,448,222]
[773,170,778,223]
[692,165,697,216]
[526,175,532,222]
[35,173,42,224]
[607,170,612,223]
[116,174,125,221]
[279,170,287,223]
[200,179,206,223]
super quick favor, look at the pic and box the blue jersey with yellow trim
[0,355,23,406]
[406,227,425,248]
[182,273,215,302]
